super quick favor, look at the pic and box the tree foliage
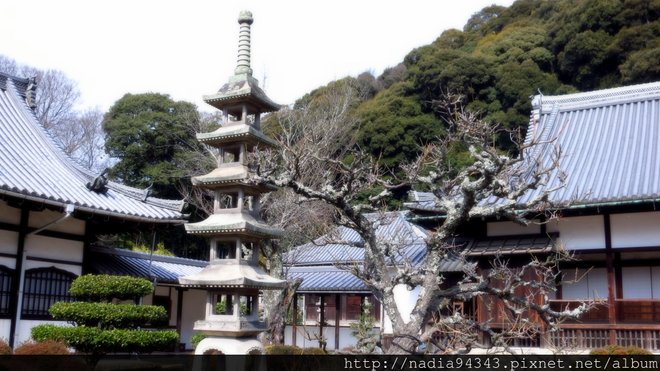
[354,0,660,167]
[103,93,206,199]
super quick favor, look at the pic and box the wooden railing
[616,299,660,323]
[549,299,660,323]
[548,300,608,322]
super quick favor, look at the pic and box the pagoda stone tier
[179,10,286,356]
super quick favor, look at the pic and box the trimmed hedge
[265,344,327,355]
[69,274,153,301]
[32,325,178,354]
[49,302,167,328]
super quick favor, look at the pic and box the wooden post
[335,293,340,351]
[292,293,298,346]
[319,294,325,349]
[604,214,617,345]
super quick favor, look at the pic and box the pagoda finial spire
[235,10,253,76]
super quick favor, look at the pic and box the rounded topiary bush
[0,338,12,355]
[14,340,70,355]
[264,344,303,355]
[590,345,652,355]
[32,274,178,355]
[69,274,153,301]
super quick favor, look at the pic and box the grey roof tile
[0,74,184,222]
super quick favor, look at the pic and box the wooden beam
[603,214,617,344]
[9,207,29,348]
[335,293,340,351]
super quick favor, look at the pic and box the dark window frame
[21,267,77,320]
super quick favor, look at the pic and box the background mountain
[294,0,660,169]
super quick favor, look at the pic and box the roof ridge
[532,81,660,111]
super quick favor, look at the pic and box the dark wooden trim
[614,252,623,300]
[9,207,29,348]
[81,221,94,275]
[0,221,19,233]
[0,252,16,259]
[603,214,617,344]
[292,293,298,346]
[559,323,660,330]
[26,256,82,266]
[176,287,185,340]
[29,229,85,242]
[319,294,325,349]
[334,293,340,351]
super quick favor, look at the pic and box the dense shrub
[265,344,303,355]
[49,301,167,328]
[69,274,153,301]
[590,345,652,355]
[190,333,207,350]
[32,274,178,355]
[32,325,178,354]
[14,340,70,355]
[0,338,12,355]
[302,347,327,355]
[265,344,327,355]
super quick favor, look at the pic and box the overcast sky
[1,0,515,112]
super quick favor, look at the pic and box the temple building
[0,71,189,347]
[178,10,287,355]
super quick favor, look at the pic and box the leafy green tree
[103,93,205,199]
[32,275,178,357]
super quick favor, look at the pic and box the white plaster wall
[28,209,85,235]
[24,235,83,264]
[383,285,421,334]
[0,201,20,224]
[621,267,656,299]
[487,221,540,237]
[16,320,69,345]
[23,260,82,276]
[561,268,608,299]
[0,230,18,257]
[653,267,660,299]
[547,215,605,250]
[337,327,358,350]
[0,319,11,343]
[611,212,660,248]
[284,326,293,345]
[180,289,206,348]
[322,326,336,351]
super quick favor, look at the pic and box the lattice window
[22,267,77,319]
[0,266,13,317]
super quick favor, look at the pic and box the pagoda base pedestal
[195,336,265,355]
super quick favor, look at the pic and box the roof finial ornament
[235,10,254,76]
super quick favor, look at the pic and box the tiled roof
[466,234,556,256]
[0,74,184,222]
[522,81,660,206]
[286,212,428,266]
[408,81,660,210]
[288,266,369,292]
[88,245,206,284]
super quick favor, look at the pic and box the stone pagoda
[179,10,286,355]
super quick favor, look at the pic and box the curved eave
[196,131,277,148]
[0,188,185,223]
[185,226,282,239]
[191,178,276,192]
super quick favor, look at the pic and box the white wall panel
[622,267,652,299]
[547,215,605,250]
[562,268,608,299]
[611,212,660,248]
[0,230,18,256]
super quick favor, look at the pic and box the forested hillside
[299,0,660,168]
